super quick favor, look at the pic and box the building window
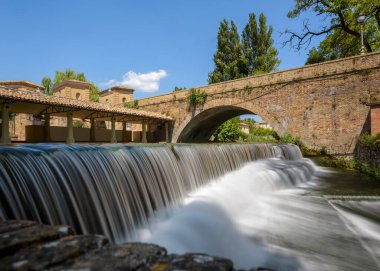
[122,97,126,103]
[76,93,81,99]
[106,99,109,103]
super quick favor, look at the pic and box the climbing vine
[186,88,207,107]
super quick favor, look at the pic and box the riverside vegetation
[212,118,380,181]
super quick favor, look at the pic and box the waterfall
[0,143,305,243]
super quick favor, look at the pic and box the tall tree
[242,13,280,75]
[230,21,248,80]
[285,0,380,63]
[42,68,99,102]
[208,20,247,84]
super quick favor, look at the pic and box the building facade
[0,80,156,142]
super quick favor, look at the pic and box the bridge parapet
[139,52,380,107]
[139,53,380,155]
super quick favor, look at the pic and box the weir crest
[0,143,308,243]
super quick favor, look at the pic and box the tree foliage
[208,20,246,84]
[209,13,279,84]
[285,0,380,63]
[124,100,139,109]
[250,126,278,138]
[42,68,99,102]
[212,117,245,142]
[242,13,280,75]
[173,86,186,92]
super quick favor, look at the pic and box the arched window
[76,93,81,99]
[122,97,126,103]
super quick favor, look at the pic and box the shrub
[186,88,207,107]
[280,134,302,146]
[358,133,380,146]
[250,126,279,138]
[356,161,380,181]
[124,100,139,109]
[73,120,84,128]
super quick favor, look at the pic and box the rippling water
[136,159,380,270]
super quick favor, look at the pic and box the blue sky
[0,0,324,99]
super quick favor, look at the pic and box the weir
[0,143,301,242]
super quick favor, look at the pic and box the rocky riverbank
[0,220,271,271]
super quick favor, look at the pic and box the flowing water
[0,143,379,270]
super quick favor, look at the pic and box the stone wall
[138,52,380,155]
[371,104,380,136]
[355,142,380,172]
[23,125,157,143]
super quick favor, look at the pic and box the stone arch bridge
[139,53,380,155]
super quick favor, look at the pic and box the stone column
[165,122,169,143]
[90,118,96,142]
[122,121,127,142]
[141,121,147,143]
[110,116,117,143]
[66,111,75,144]
[44,113,51,142]
[0,105,11,144]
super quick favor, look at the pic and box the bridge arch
[175,99,284,143]
[138,53,380,153]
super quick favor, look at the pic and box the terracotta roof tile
[0,86,171,121]
[0,80,45,90]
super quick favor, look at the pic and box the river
[0,143,379,270]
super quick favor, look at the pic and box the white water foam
[136,158,315,269]
[136,158,380,270]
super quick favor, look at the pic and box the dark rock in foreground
[0,220,265,271]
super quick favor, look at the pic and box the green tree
[242,13,280,75]
[42,68,99,102]
[41,76,52,95]
[212,117,245,142]
[208,20,247,84]
[124,100,139,109]
[285,0,380,63]
[173,86,186,92]
[305,46,331,65]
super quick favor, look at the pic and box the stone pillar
[165,122,169,143]
[44,113,51,142]
[66,111,75,144]
[0,105,11,144]
[122,121,127,142]
[90,118,96,142]
[141,121,147,143]
[110,116,117,143]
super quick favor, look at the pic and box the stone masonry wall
[355,142,380,172]
[371,104,380,136]
[138,53,380,155]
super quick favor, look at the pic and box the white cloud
[101,69,168,92]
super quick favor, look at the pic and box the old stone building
[99,86,135,131]
[99,86,134,106]
[0,81,45,141]
[0,80,157,142]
